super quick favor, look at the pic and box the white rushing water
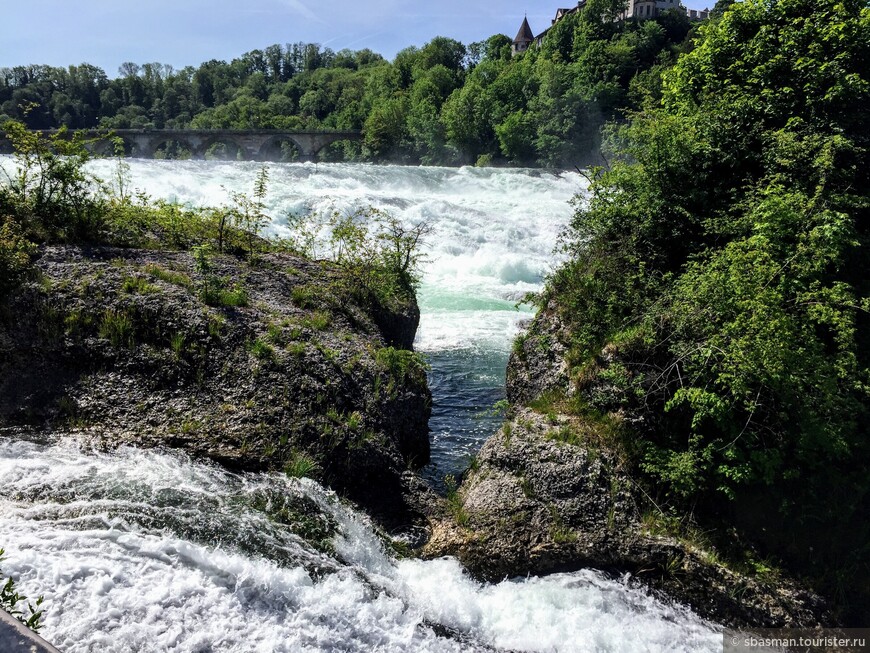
[82,159,575,354]
[0,439,719,653]
[0,159,722,651]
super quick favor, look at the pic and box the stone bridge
[6,129,364,162]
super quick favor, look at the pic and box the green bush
[0,548,44,633]
[283,207,430,309]
[192,244,248,308]
[0,218,36,298]
[541,0,869,619]
[0,119,105,242]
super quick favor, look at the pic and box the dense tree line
[538,0,869,620]
[0,0,696,166]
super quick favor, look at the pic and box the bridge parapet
[0,129,364,162]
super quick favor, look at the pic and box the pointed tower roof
[514,16,534,44]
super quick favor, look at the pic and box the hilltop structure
[513,0,709,54]
[627,0,709,20]
[513,16,536,55]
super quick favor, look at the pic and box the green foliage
[225,165,271,259]
[488,398,510,417]
[247,337,275,361]
[99,308,134,348]
[283,206,430,308]
[374,346,429,396]
[0,117,105,242]
[212,284,248,308]
[170,331,185,358]
[444,474,470,527]
[548,505,578,544]
[284,451,321,479]
[143,263,191,288]
[301,311,330,331]
[544,0,869,618]
[0,549,44,633]
[0,218,36,298]
[121,274,157,295]
[290,284,318,308]
[192,243,249,307]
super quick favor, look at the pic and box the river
[0,160,721,652]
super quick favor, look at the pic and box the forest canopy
[0,4,697,166]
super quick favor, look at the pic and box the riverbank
[423,408,831,628]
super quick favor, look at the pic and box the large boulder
[0,245,431,521]
[505,301,571,405]
[424,409,831,628]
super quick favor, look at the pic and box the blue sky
[1,0,714,76]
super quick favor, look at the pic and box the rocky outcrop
[0,245,431,521]
[426,306,832,628]
[505,301,571,405]
[424,409,831,628]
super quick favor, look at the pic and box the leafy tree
[363,96,409,159]
[496,110,536,162]
[543,0,869,620]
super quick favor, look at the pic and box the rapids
[0,159,722,652]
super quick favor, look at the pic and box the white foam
[395,559,720,653]
[76,159,579,353]
[0,160,723,651]
[0,440,720,653]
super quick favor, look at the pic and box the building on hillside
[512,0,709,54]
[512,16,536,55]
[626,0,708,20]
[530,2,587,47]
[552,5,583,22]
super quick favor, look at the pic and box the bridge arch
[149,136,195,160]
[85,139,116,158]
[199,136,248,161]
[257,132,365,162]
[255,135,303,162]
[316,137,364,162]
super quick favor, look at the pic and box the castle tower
[512,16,535,55]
